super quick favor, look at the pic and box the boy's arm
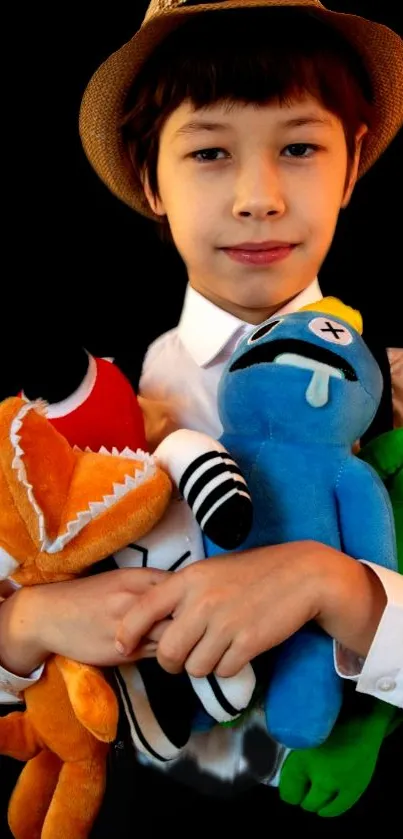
[138,396,179,451]
[0,346,92,701]
[0,350,161,700]
[0,568,168,702]
[335,563,403,708]
[115,542,386,675]
[334,458,402,707]
[387,347,403,428]
[0,585,44,702]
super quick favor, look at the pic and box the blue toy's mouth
[229,339,357,381]
[229,338,358,408]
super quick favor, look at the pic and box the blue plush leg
[265,627,343,749]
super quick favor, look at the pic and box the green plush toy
[279,428,403,817]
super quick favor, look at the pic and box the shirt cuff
[335,561,403,708]
[0,662,44,703]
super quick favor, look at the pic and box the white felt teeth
[89,501,107,516]
[46,459,156,554]
[10,402,157,555]
[10,403,46,547]
[83,444,152,465]
[113,481,128,500]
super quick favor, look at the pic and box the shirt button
[376,677,396,693]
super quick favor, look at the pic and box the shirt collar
[178,279,323,367]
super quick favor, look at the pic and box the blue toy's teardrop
[306,368,330,407]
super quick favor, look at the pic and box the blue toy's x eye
[308,317,353,346]
[248,319,282,344]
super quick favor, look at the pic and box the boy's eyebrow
[174,120,233,137]
[174,114,334,138]
[283,114,334,128]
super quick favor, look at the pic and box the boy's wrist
[0,587,49,676]
[315,548,387,657]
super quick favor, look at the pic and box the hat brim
[79,1,403,220]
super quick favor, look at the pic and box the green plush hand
[359,429,403,569]
[279,699,397,816]
[280,429,403,817]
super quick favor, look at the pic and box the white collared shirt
[140,280,324,440]
[140,281,403,708]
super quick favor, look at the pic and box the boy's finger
[120,567,169,593]
[115,576,183,654]
[214,642,252,678]
[157,615,207,674]
[184,631,231,678]
[145,619,172,643]
[130,642,158,661]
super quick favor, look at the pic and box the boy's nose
[232,160,286,220]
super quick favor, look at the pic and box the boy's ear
[142,171,166,217]
[341,124,369,208]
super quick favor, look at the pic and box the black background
[2,1,402,393]
[0,3,401,832]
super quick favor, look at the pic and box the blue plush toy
[201,298,398,750]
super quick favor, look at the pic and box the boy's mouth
[221,241,297,266]
[224,240,297,250]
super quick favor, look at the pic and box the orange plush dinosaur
[0,396,172,839]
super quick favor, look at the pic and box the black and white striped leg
[179,449,252,548]
[116,660,199,762]
[155,430,252,550]
[188,664,256,724]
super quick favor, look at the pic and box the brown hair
[122,7,374,240]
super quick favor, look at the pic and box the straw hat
[79,0,403,219]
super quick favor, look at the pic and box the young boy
[0,0,402,832]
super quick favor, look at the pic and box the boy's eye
[283,143,319,158]
[191,148,228,162]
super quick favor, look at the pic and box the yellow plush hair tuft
[299,297,363,335]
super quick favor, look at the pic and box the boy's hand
[115,542,386,678]
[138,395,178,451]
[0,568,169,677]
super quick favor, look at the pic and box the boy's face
[145,95,366,323]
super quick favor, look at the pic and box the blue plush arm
[335,456,398,571]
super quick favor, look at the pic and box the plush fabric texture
[0,397,172,839]
[34,354,256,763]
[360,429,403,562]
[46,356,148,453]
[279,695,397,817]
[205,299,398,750]
[279,428,402,816]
